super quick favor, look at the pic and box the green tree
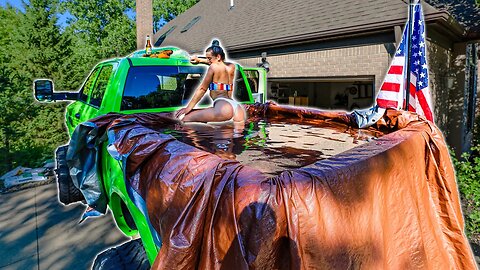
[60,0,200,74]
[0,0,71,174]
[425,0,480,33]
[61,0,136,59]
[61,0,200,57]
[0,6,27,173]
[58,0,137,96]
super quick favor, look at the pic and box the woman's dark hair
[206,39,225,60]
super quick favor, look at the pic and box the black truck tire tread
[92,239,150,270]
[56,145,84,204]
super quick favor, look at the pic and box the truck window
[234,70,253,103]
[243,70,259,94]
[90,65,113,107]
[121,66,206,110]
[79,67,100,102]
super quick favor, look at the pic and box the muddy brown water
[161,118,383,176]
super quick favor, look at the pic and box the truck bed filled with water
[164,119,381,176]
[68,102,476,269]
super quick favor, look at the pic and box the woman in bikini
[174,40,246,125]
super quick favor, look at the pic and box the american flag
[376,1,434,121]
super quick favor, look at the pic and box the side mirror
[33,79,54,101]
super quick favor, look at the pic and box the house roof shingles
[153,0,459,54]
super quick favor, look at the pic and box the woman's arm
[175,66,214,117]
[190,56,210,65]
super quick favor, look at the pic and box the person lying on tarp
[174,40,246,126]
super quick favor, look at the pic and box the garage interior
[267,77,376,111]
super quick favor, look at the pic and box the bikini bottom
[213,97,241,120]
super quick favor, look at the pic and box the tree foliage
[0,0,199,175]
[0,1,70,173]
[61,0,136,59]
[425,0,480,33]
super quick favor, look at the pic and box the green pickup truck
[33,47,267,268]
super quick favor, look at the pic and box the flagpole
[404,0,415,111]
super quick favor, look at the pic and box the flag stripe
[376,31,406,108]
[415,88,433,121]
[388,66,403,75]
[409,82,416,96]
[377,98,399,108]
[391,57,406,65]
[408,94,416,112]
[377,90,400,101]
[383,73,404,83]
[381,82,401,92]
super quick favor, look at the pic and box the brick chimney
[136,0,153,50]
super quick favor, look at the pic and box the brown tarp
[98,103,476,269]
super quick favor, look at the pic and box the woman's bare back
[210,62,230,84]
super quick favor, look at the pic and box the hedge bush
[452,145,480,243]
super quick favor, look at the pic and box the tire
[55,145,84,204]
[92,239,150,270]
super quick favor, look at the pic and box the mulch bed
[0,176,55,194]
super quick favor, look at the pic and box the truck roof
[128,46,190,60]
[96,47,195,66]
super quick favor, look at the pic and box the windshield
[121,66,207,110]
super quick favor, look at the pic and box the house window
[181,17,201,33]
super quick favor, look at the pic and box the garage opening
[268,77,375,111]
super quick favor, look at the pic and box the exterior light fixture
[257,52,270,72]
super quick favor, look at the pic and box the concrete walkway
[0,183,128,270]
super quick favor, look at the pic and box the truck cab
[42,47,267,135]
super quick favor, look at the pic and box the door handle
[74,113,81,119]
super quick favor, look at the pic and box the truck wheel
[92,239,150,270]
[55,145,84,204]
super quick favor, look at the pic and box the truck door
[89,64,115,112]
[79,64,116,124]
[241,67,267,103]
[67,67,100,132]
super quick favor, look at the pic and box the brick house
[145,0,479,155]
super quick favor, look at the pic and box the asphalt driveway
[1,182,477,269]
[0,183,128,270]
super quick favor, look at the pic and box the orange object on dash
[143,49,174,59]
